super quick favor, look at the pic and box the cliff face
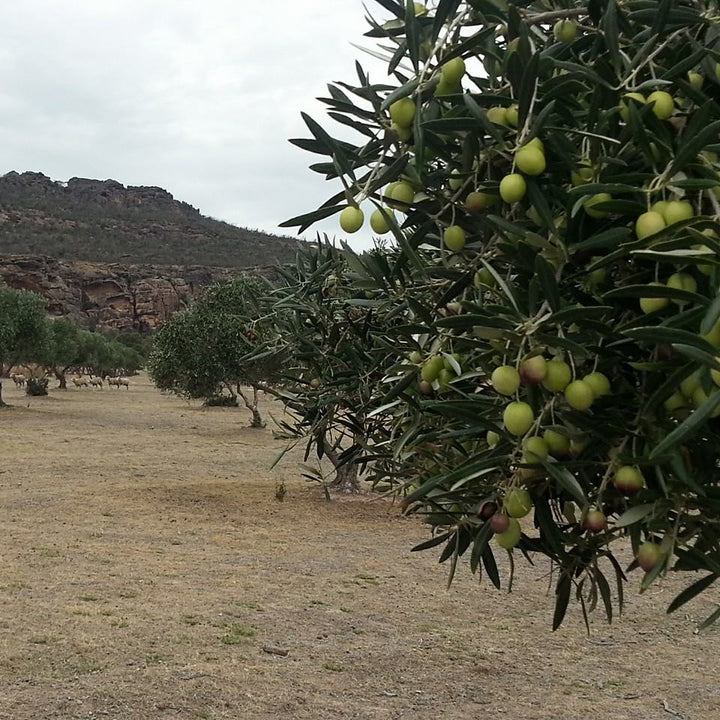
[0,255,253,331]
[0,171,301,267]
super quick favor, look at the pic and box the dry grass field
[0,375,718,719]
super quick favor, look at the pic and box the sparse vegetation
[0,171,300,267]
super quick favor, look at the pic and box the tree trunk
[223,381,237,400]
[255,382,359,491]
[250,408,264,428]
[323,442,361,493]
[237,384,265,428]
[55,368,67,390]
[0,380,6,408]
[329,462,360,493]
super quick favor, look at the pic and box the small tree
[104,340,143,377]
[0,285,49,406]
[148,277,281,427]
[44,318,80,389]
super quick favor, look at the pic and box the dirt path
[0,375,718,719]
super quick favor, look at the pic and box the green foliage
[71,330,142,377]
[111,330,154,360]
[266,241,411,489]
[148,276,283,426]
[0,282,141,399]
[0,283,49,370]
[280,0,720,627]
[0,173,299,266]
[44,318,80,370]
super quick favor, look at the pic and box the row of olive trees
[0,282,145,403]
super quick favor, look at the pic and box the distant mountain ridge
[0,171,300,267]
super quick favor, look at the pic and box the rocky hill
[0,255,260,331]
[0,171,299,266]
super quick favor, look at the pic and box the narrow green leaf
[671,344,720,372]
[542,461,587,505]
[546,306,614,325]
[301,112,355,180]
[701,291,720,335]
[650,392,720,459]
[650,0,672,34]
[615,503,655,528]
[606,553,626,616]
[623,327,717,355]
[534,254,561,312]
[568,182,643,198]
[644,362,695,414]
[533,496,565,558]
[517,53,540,128]
[667,573,719,614]
[601,0,620,71]
[438,531,459,563]
[669,120,720,175]
[479,257,520,312]
[411,531,453,552]
[604,284,707,306]
[470,519,493,573]
[404,0,421,71]
[571,227,632,253]
[380,77,420,110]
[481,542,501,589]
[698,605,720,631]
[595,569,613,623]
[431,0,462,43]
[553,572,572,631]
[373,0,404,19]
[280,204,345,231]
[463,93,505,144]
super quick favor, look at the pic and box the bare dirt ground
[0,374,718,720]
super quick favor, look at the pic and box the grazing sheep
[105,376,120,388]
[89,376,104,389]
[11,373,26,388]
[72,377,89,388]
[117,377,130,390]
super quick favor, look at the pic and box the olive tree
[264,240,415,492]
[43,318,82,389]
[282,0,720,627]
[0,285,49,405]
[148,277,281,427]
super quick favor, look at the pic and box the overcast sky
[0,1,395,252]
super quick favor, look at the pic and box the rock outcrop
[0,254,259,331]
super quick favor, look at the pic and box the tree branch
[522,8,587,24]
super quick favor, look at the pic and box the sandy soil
[0,374,718,720]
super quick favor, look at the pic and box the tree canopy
[148,276,283,426]
[274,0,720,628]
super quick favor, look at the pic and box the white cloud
[0,0,399,253]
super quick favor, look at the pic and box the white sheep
[117,377,130,390]
[11,373,26,388]
[105,376,120,388]
[72,377,89,388]
[89,376,104,389]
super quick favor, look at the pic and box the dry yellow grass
[0,375,718,719]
